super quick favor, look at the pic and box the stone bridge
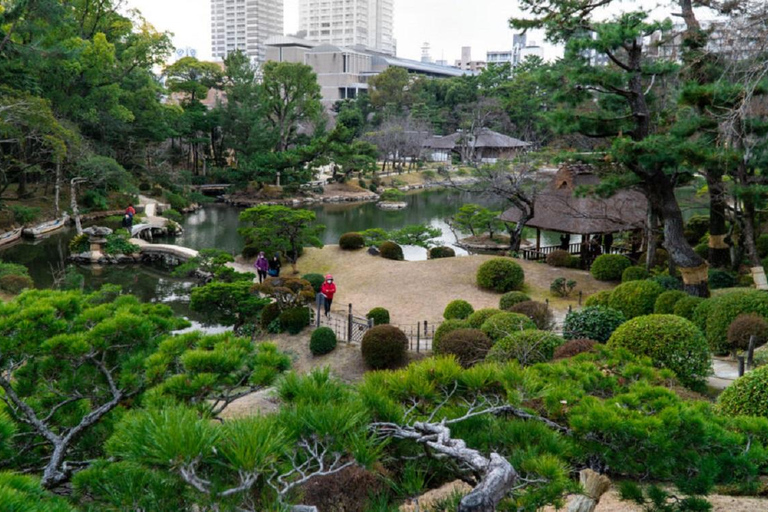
[129,238,199,262]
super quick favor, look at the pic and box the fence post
[416,324,420,353]
[738,356,745,377]
[347,304,353,344]
[747,335,756,368]
[315,293,322,328]
[568,304,572,314]
[578,291,583,306]
[424,320,428,353]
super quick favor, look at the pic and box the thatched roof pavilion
[423,128,531,162]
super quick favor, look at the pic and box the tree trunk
[706,171,730,268]
[54,160,61,218]
[71,179,84,235]
[645,204,658,272]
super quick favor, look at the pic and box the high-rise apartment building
[210,0,284,64]
[299,0,395,55]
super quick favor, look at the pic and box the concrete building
[210,0,284,64]
[487,34,544,67]
[455,46,486,72]
[299,0,395,56]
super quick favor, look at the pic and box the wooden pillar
[536,228,541,251]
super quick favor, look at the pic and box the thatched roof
[424,128,531,150]
[500,165,647,234]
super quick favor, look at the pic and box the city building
[210,0,284,64]
[298,0,395,56]
[487,34,544,67]
[454,47,486,72]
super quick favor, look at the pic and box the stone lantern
[82,226,112,262]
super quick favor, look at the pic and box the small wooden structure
[423,128,531,163]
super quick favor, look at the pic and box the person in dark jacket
[268,253,281,277]
[254,252,269,283]
[320,274,336,317]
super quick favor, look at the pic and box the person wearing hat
[320,274,336,317]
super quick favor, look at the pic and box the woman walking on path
[254,252,269,283]
[268,253,282,277]
[320,274,336,317]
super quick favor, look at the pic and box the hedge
[607,280,665,319]
[590,254,632,281]
[499,291,531,311]
[622,266,650,283]
[653,290,688,315]
[673,296,705,321]
[476,258,525,293]
[361,325,408,369]
[429,246,456,259]
[563,306,626,343]
[434,328,493,368]
[486,330,564,366]
[717,365,768,418]
[310,327,337,356]
[466,308,503,329]
[584,290,612,308]
[480,312,536,342]
[443,300,474,320]
[694,290,768,355]
[339,232,365,250]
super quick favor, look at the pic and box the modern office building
[454,47,486,72]
[299,0,396,55]
[487,34,544,67]
[210,0,284,63]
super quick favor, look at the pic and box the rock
[367,246,380,256]
[83,226,113,237]
[377,201,408,210]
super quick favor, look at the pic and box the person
[254,251,269,283]
[559,233,571,251]
[123,204,136,230]
[320,274,336,317]
[268,253,281,277]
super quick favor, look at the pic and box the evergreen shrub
[434,328,493,367]
[499,291,531,310]
[279,307,310,335]
[466,308,503,329]
[694,243,709,260]
[584,290,612,307]
[366,307,390,325]
[640,248,669,268]
[429,246,456,259]
[684,215,710,245]
[708,269,737,290]
[673,296,704,321]
[0,274,33,294]
[480,312,536,341]
[726,314,768,352]
[443,300,474,320]
[757,234,768,259]
[553,339,598,360]
[608,280,665,319]
[302,273,325,294]
[486,330,564,365]
[433,319,469,348]
[509,301,554,330]
[361,324,408,369]
[162,209,182,223]
[476,258,524,292]
[546,250,572,268]
[649,274,683,291]
[310,327,337,356]
[590,254,632,281]
[622,266,649,282]
[563,306,626,343]
[718,365,768,417]
[653,290,688,314]
[695,290,768,355]
[339,232,365,250]
[379,241,404,261]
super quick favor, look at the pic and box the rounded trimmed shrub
[476,258,525,293]
[302,273,325,294]
[361,325,408,369]
[546,250,572,268]
[695,290,768,355]
[607,280,665,319]
[608,314,710,387]
[366,307,390,325]
[480,312,536,341]
[429,246,456,259]
[622,266,650,283]
[379,241,404,261]
[467,308,503,329]
[443,299,474,320]
[433,319,470,348]
[310,327,337,355]
[585,290,612,308]
[717,365,768,417]
[673,296,704,321]
[339,232,365,250]
[653,290,688,314]
[708,269,737,290]
[563,306,626,343]
[727,314,768,352]
[590,254,632,281]
[553,339,598,360]
[486,330,564,365]
[650,274,683,291]
[499,291,532,311]
[509,301,553,331]
[260,302,282,329]
[435,328,493,368]
[640,248,669,268]
[279,307,311,335]
[0,274,33,294]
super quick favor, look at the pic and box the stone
[367,246,380,256]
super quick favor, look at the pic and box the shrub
[640,248,669,268]
[546,250,572,268]
[608,280,665,319]
[339,232,365,250]
[622,266,650,282]
[279,307,310,335]
[443,299,474,320]
[486,330,564,365]
[585,290,612,308]
[650,274,683,291]
[467,308,503,329]
[708,269,737,290]
[435,328,493,367]
[0,274,33,294]
[379,188,405,202]
[590,254,632,281]
[550,277,576,297]
[69,233,90,253]
[433,319,470,348]
[310,327,337,356]
[727,314,768,352]
[366,307,390,325]
[509,301,554,330]
[260,302,281,329]
[302,273,325,294]
[763,255,768,271]
[653,290,688,314]
[361,324,408,369]
[673,296,704,321]
[684,215,710,245]
[82,190,108,211]
[608,315,710,387]
[499,291,531,310]
[165,192,190,211]
[379,241,404,261]
[717,365,768,417]
[563,306,626,343]
[429,246,456,259]
[477,258,525,293]
[696,290,768,355]
[162,208,182,223]
[694,242,709,260]
[553,339,598,360]
[10,205,41,225]
[757,233,768,259]
[480,312,536,341]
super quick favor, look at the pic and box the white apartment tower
[211,0,284,64]
[299,0,395,55]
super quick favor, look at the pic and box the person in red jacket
[320,274,336,317]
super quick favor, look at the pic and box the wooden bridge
[190,184,232,194]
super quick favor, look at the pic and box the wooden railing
[520,243,628,261]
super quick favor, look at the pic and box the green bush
[550,277,576,297]
[486,330,564,365]
[466,308,503,329]
[260,302,281,329]
[366,307,390,325]
[640,248,669,268]
[480,312,536,341]
[727,314,768,352]
[590,254,632,281]
[429,246,456,259]
[476,258,525,293]
[717,365,768,417]
[302,273,325,294]
[653,290,688,314]
[104,232,140,256]
[649,274,683,291]
[379,241,404,261]
[673,296,704,321]
[608,280,665,319]
[361,324,408,369]
[553,339,598,360]
[443,299,474,320]
[756,234,768,259]
[339,232,365,250]
[279,307,310,335]
[695,290,768,355]
[708,269,737,290]
[82,190,108,211]
[499,291,531,310]
[10,205,41,225]
[763,255,768,271]
[608,314,710,387]
[584,290,612,308]
[310,327,337,356]
[509,301,554,330]
[622,266,650,282]
[684,215,710,245]
[379,188,405,202]
[546,250,572,268]
[69,233,89,253]
[162,209,183,223]
[0,273,33,294]
[694,242,709,260]
[563,306,626,343]
[434,328,493,368]
[165,192,190,211]
[433,319,470,348]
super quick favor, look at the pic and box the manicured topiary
[435,328,493,368]
[608,314,710,387]
[310,327,337,356]
[607,280,665,319]
[546,250,572,268]
[708,269,737,290]
[366,307,390,325]
[553,339,598,360]
[260,302,282,329]
[379,241,404,261]
[673,296,704,321]
[486,330,564,366]
[480,312,536,341]
[467,308,503,329]
[476,258,525,293]
[302,273,325,294]
[0,274,33,294]
[590,254,632,281]
[563,306,626,343]
[649,274,683,291]
[443,299,474,320]
[622,266,650,283]
[339,232,365,250]
[727,314,768,352]
[695,290,768,355]
[279,307,311,335]
[429,246,456,259]
[499,291,531,310]
[584,290,612,308]
[433,319,470,348]
[361,324,408,369]
[717,365,768,417]
[509,301,554,330]
[653,290,688,315]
